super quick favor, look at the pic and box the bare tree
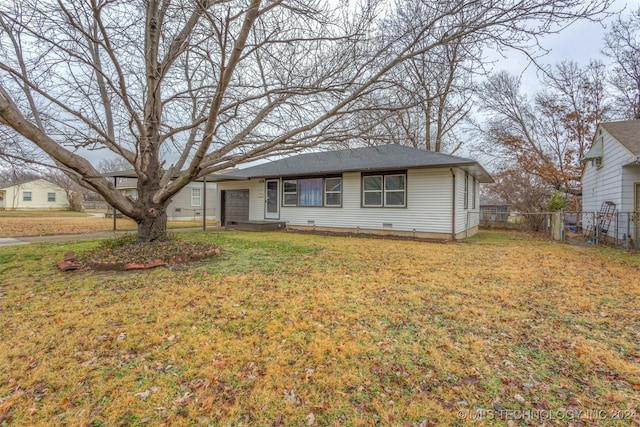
[483,168,551,231]
[354,1,479,153]
[476,62,610,195]
[0,0,612,241]
[603,6,640,119]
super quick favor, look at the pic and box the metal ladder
[590,201,616,243]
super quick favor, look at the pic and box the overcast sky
[492,0,637,95]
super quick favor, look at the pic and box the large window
[283,177,341,207]
[362,172,406,207]
[191,188,202,206]
[23,192,32,202]
[47,192,56,202]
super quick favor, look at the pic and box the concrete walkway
[0,227,223,247]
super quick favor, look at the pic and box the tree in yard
[475,61,610,196]
[351,1,478,154]
[483,168,552,231]
[603,6,640,119]
[0,0,612,242]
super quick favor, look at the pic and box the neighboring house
[0,178,70,210]
[210,144,493,239]
[479,197,509,223]
[582,120,640,244]
[111,176,217,221]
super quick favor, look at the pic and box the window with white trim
[23,191,32,202]
[191,188,202,206]
[362,172,406,207]
[464,173,469,209]
[472,178,476,209]
[47,192,56,202]
[283,180,298,206]
[324,177,342,206]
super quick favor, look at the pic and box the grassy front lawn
[0,209,91,218]
[0,231,638,425]
[0,216,219,238]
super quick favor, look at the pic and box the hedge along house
[210,144,493,239]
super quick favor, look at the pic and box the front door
[265,179,279,219]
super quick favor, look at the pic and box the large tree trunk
[137,202,169,242]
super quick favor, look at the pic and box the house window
[464,173,469,209]
[283,177,341,207]
[23,192,32,202]
[325,177,342,206]
[283,180,298,206]
[298,178,323,206]
[472,178,476,209]
[191,188,201,206]
[47,192,56,202]
[594,157,603,168]
[362,172,406,207]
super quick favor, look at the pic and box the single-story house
[108,175,217,221]
[0,178,70,210]
[208,144,493,239]
[479,197,509,223]
[582,119,640,244]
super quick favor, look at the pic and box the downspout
[450,168,456,241]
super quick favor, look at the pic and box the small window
[472,178,476,209]
[325,177,342,206]
[47,192,56,202]
[362,173,406,207]
[384,174,405,206]
[191,188,201,206]
[594,157,603,168]
[464,173,469,209]
[363,175,383,207]
[283,180,297,206]
[23,191,32,202]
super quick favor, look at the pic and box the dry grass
[0,230,638,426]
[0,216,218,238]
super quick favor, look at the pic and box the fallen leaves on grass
[74,234,221,269]
[0,230,638,426]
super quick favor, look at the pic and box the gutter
[450,168,456,241]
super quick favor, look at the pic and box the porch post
[202,176,207,231]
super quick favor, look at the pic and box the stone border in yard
[57,248,221,272]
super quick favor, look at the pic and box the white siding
[216,168,490,238]
[167,183,217,220]
[582,130,635,213]
[215,180,264,221]
[621,167,640,212]
[451,169,480,236]
[582,129,637,241]
[277,169,455,234]
[0,179,70,210]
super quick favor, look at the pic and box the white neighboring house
[582,120,640,244]
[211,144,493,240]
[110,175,217,221]
[0,178,71,210]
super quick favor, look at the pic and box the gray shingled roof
[600,120,640,155]
[211,144,493,183]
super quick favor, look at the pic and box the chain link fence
[472,210,640,249]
